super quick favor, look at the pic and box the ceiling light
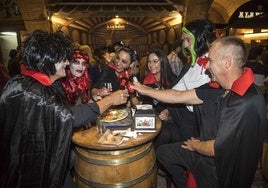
[0,32,17,36]
[243,32,268,38]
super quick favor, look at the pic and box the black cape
[0,75,74,188]
[214,84,266,188]
[195,68,266,188]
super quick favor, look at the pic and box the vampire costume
[156,68,266,188]
[0,74,74,188]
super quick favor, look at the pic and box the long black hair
[147,48,177,89]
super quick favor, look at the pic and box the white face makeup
[69,58,87,78]
[55,60,69,78]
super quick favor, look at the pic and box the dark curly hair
[119,46,138,63]
[22,30,74,75]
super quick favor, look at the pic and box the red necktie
[197,56,208,74]
[197,56,208,67]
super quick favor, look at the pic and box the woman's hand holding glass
[100,82,112,96]
[92,82,113,101]
[104,82,112,92]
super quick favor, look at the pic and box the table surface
[72,116,161,151]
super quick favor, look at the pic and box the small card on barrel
[134,107,156,133]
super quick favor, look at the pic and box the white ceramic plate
[101,109,129,122]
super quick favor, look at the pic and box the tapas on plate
[100,108,128,122]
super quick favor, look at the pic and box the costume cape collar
[108,62,117,71]
[21,64,52,86]
[108,62,131,79]
[209,67,254,96]
[143,71,158,85]
[231,67,254,96]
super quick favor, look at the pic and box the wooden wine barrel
[159,29,166,45]
[74,142,157,188]
[167,28,176,44]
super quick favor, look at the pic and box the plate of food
[100,108,129,122]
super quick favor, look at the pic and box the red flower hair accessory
[70,49,89,62]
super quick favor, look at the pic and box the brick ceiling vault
[42,0,250,36]
[0,0,256,37]
[210,0,251,23]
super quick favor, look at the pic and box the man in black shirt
[133,36,266,188]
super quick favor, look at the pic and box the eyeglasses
[147,59,160,64]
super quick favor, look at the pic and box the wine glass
[155,83,161,90]
[105,82,112,92]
